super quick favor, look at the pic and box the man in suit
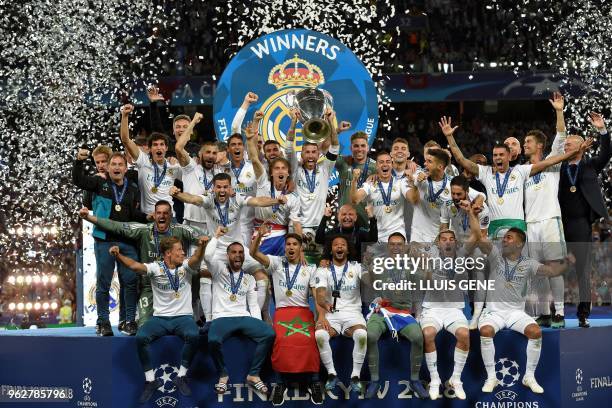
[559,112,610,327]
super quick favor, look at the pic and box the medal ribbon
[495,167,513,200]
[231,160,245,182]
[201,170,213,191]
[153,160,167,189]
[160,261,180,293]
[228,268,244,296]
[304,165,317,194]
[153,226,170,260]
[111,177,128,206]
[377,178,394,207]
[330,262,349,292]
[283,258,301,292]
[352,160,369,187]
[428,175,448,203]
[271,184,286,213]
[214,200,230,227]
[566,161,581,186]
[503,256,523,283]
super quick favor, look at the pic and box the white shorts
[209,250,263,275]
[420,308,468,336]
[410,228,437,244]
[326,310,366,335]
[478,308,536,334]
[527,217,567,261]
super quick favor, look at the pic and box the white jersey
[440,188,490,242]
[524,132,565,223]
[267,256,317,308]
[486,246,542,312]
[254,173,301,234]
[422,246,468,310]
[135,154,182,214]
[290,145,339,228]
[207,260,258,320]
[476,164,532,221]
[145,260,196,317]
[315,261,363,313]
[411,175,453,242]
[181,157,218,223]
[360,178,409,242]
[199,193,250,248]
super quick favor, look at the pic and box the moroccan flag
[272,306,320,373]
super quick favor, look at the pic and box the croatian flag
[367,298,417,340]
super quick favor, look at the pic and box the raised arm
[285,108,300,169]
[537,260,568,277]
[404,167,420,204]
[529,138,594,176]
[175,112,203,167]
[249,224,271,268]
[470,205,492,255]
[350,168,368,204]
[439,116,479,177]
[246,195,286,208]
[147,85,166,133]
[588,112,611,172]
[549,92,567,155]
[120,104,141,161]
[169,186,203,205]
[72,149,101,191]
[232,92,258,134]
[110,246,147,274]
[245,115,265,179]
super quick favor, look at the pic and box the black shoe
[99,322,113,337]
[536,315,551,328]
[95,324,101,335]
[173,376,192,396]
[578,318,590,328]
[124,321,138,336]
[271,383,286,406]
[118,320,127,334]
[139,379,162,403]
[309,382,324,405]
[551,314,565,329]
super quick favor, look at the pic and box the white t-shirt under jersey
[254,173,301,232]
[524,133,565,223]
[181,157,217,223]
[145,260,196,317]
[411,175,453,242]
[476,164,532,221]
[266,255,317,308]
[360,178,409,242]
[440,188,490,242]
[291,145,339,228]
[486,246,542,312]
[136,154,182,214]
[199,193,251,248]
[207,260,258,320]
[315,261,363,313]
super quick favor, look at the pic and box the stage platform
[1,317,611,408]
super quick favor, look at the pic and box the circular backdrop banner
[213,29,379,155]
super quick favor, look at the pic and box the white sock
[480,336,496,379]
[199,277,213,321]
[473,302,484,315]
[551,276,564,316]
[525,338,542,377]
[315,330,336,375]
[451,348,468,382]
[425,351,440,382]
[351,329,367,378]
[178,365,188,377]
[145,370,154,382]
[256,280,268,310]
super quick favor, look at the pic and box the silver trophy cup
[291,87,334,143]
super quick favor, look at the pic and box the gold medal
[430,202,436,209]
[151,186,158,193]
[272,214,278,220]
[570,186,577,193]
[229,294,237,302]
[505,282,512,288]
[384,206,392,213]
[174,292,180,299]
[348,272,354,279]
[237,183,245,189]
[309,193,315,200]
[221,227,229,233]
[115,204,122,212]
[285,290,293,297]
[497,197,504,205]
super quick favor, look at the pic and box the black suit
[559,130,610,319]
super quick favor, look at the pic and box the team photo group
[73,84,610,405]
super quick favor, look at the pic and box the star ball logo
[576,368,583,385]
[213,29,379,157]
[154,364,179,407]
[82,378,92,395]
[495,357,521,388]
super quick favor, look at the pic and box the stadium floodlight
[7,276,16,285]
[25,275,32,285]
[42,302,50,310]
[17,302,24,311]
[16,226,24,236]
[42,275,49,284]
[50,226,58,236]
[51,301,58,310]
[32,275,41,284]
[34,302,41,310]
[25,302,33,311]
[16,276,24,285]
[50,275,58,284]
[8,303,16,311]
[32,225,42,236]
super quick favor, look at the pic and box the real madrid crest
[510,174,517,181]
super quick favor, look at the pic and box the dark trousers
[136,315,200,372]
[563,217,592,319]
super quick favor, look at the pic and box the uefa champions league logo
[155,364,180,394]
[575,368,583,385]
[495,357,521,387]
[82,377,92,395]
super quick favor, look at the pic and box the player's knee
[352,328,367,349]
[422,326,437,343]
[315,329,330,347]
[524,324,541,339]
[479,325,495,338]
[455,327,469,346]
[366,329,381,345]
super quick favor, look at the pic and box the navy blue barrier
[1,325,610,407]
